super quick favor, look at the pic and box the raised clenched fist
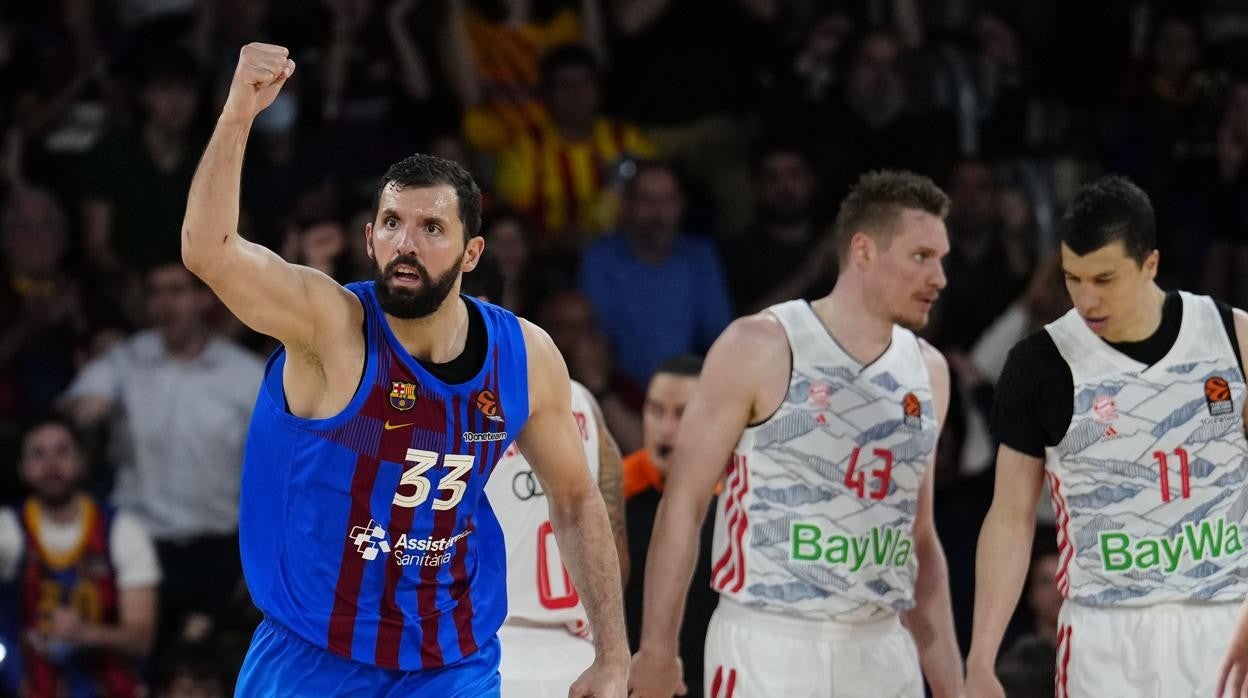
[222,43,296,123]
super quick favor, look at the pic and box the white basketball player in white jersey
[966,176,1248,698]
[629,170,964,698]
[463,257,629,698]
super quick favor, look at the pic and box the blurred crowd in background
[3,0,1248,694]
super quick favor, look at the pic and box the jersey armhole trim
[1216,301,1245,377]
[747,328,792,428]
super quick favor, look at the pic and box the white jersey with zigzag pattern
[1045,292,1248,607]
[710,300,938,622]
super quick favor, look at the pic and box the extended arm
[516,323,628,697]
[181,43,355,351]
[901,343,963,697]
[630,315,787,697]
[965,444,1046,697]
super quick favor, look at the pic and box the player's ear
[461,235,485,273]
[1142,249,1160,279]
[849,231,874,268]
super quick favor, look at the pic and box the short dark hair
[460,251,505,302]
[1058,175,1156,264]
[20,414,85,455]
[539,43,599,85]
[373,154,483,241]
[750,140,812,173]
[655,354,703,378]
[624,160,683,199]
[833,170,951,264]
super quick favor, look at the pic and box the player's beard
[374,252,463,319]
[895,312,929,332]
[34,475,79,509]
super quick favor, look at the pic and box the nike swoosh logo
[383,420,414,431]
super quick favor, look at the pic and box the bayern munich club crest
[390,381,418,411]
[1092,395,1118,424]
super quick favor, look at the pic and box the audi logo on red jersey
[512,470,545,500]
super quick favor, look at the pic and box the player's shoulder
[715,310,790,353]
[515,315,555,353]
[915,336,948,375]
[1000,327,1067,386]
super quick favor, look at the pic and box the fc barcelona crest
[390,381,418,411]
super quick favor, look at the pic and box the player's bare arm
[1216,307,1248,698]
[629,313,790,698]
[1234,308,1248,436]
[181,43,361,416]
[589,393,630,584]
[515,321,628,698]
[965,444,1047,698]
[902,341,964,697]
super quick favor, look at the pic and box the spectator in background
[0,188,86,430]
[621,354,717,698]
[82,50,204,279]
[805,30,959,201]
[480,208,536,315]
[455,40,654,247]
[1203,77,1248,310]
[153,641,229,698]
[537,289,641,455]
[971,11,1031,158]
[445,0,607,139]
[722,143,833,314]
[930,159,1033,351]
[950,253,1070,478]
[1116,7,1222,289]
[319,0,435,192]
[579,161,732,390]
[0,416,160,697]
[281,212,368,285]
[606,0,779,237]
[58,262,263,652]
[0,1,120,193]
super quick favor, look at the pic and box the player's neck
[813,286,894,364]
[1105,284,1167,343]
[387,296,470,364]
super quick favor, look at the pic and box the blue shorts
[235,618,501,697]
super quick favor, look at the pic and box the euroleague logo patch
[902,392,922,429]
[475,389,503,422]
[1205,376,1234,417]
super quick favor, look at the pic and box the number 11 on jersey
[1153,447,1191,502]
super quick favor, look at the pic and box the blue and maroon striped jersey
[240,282,529,671]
